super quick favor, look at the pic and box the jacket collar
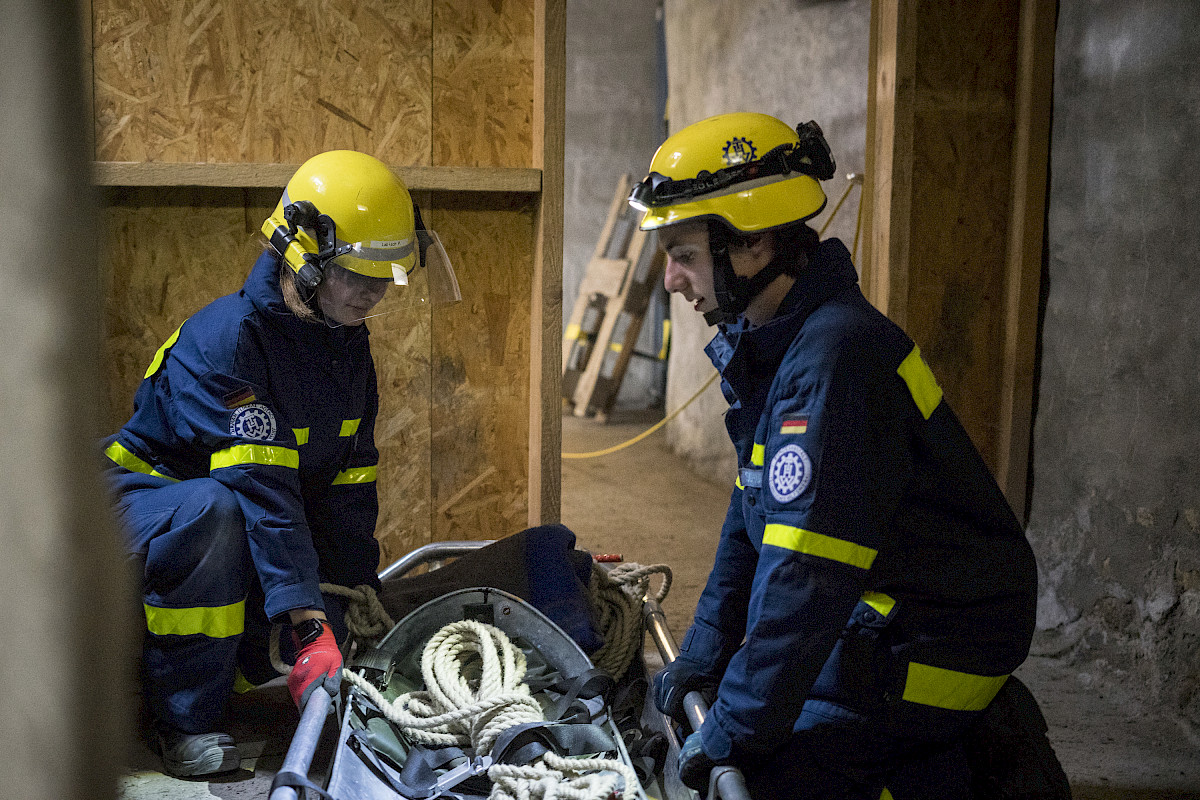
[704,238,858,406]
[243,250,366,348]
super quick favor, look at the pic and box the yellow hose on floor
[561,371,719,459]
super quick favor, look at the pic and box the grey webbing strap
[489,721,619,767]
[546,668,614,722]
[347,730,486,800]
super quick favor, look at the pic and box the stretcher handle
[643,599,753,800]
[378,540,493,581]
[269,685,334,800]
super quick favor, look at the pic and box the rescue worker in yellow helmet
[103,151,458,778]
[635,113,1044,798]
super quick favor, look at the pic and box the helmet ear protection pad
[628,120,836,212]
[267,199,432,291]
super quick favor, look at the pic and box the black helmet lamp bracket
[275,199,340,290]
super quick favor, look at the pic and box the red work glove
[287,621,343,708]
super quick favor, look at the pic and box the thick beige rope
[342,619,639,800]
[320,582,395,642]
[588,562,672,678]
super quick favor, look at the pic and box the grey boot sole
[158,732,242,778]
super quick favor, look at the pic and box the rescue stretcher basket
[269,541,750,800]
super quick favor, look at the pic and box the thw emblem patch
[768,444,813,503]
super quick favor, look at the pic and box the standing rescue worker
[104,151,459,777]
[633,113,1039,798]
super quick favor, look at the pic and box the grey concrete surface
[1,2,131,798]
[1027,0,1200,734]
[564,0,668,408]
[659,0,871,485]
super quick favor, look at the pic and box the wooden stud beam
[528,0,566,526]
[866,0,1055,518]
[93,162,542,193]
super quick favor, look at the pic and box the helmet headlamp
[628,121,835,212]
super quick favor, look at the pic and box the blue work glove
[678,730,720,792]
[653,659,718,727]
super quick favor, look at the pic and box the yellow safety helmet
[629,112,834,233]
[261,150,417,289]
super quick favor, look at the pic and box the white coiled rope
[342,619,640,800]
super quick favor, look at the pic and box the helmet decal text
[722,137,757,165]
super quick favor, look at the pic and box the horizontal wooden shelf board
[93,162,542,194]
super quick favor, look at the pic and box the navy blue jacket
[681,239,1037,761]
[107,251,382,620]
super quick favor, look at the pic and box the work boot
[155,724,241,778]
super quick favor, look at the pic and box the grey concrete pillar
[0,2,132,797]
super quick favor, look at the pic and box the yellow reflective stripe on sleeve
[735,474,745,490]
[750,442,765,467]
[333,465,377,485]
[862,591,896,617]
[897,345,943,420]
[210,444,299,471]
[293,427,310,445]
[902,663,1008,711]
[763,524,878,570]
[233,669,257,694]
[340,418,361,437]
[144,324,183,379]
[104,441,179,483]
[144,600,245,638]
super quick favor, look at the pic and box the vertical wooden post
[863,0,917,327]
[865,0,1054,513]
[997,0,1057,519]
[530,0,566,525]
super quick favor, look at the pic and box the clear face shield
[314,229,462,327]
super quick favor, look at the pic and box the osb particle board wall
[92,0,563,565]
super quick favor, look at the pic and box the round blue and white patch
[768,443,813,504]
[229,403,277,441]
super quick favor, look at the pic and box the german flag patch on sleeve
[222,386,258,409]
[780,414,808,435]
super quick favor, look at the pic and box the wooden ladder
[562,174,666,420]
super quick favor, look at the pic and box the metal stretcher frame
[270,541,751,800]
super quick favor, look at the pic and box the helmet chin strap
[702,222,795,327]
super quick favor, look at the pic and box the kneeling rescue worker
[633,113,1045,798]
[104,150,459,778]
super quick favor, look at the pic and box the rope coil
[588,562,671,679]
[342,619,640,800]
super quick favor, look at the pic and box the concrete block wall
[660,0,871,483]
[1028,0,1200,727]
[564,0,666,410]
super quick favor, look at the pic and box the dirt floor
[117,411,1200,799]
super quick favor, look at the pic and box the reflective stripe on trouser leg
[115,476,252,733]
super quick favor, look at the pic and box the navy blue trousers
[109,468,345,733]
